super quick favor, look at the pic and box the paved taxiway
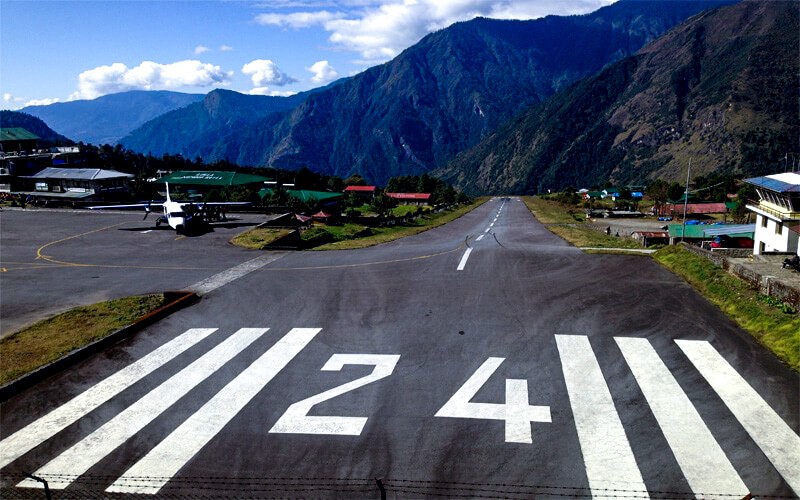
[1,200,798,499]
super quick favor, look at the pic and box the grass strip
[654,245,799,371]
[523,196,644,250]
[313,198,490,250]
[230,227,293,250]
[0,294,166,385]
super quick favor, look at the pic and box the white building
[745,172,800,255]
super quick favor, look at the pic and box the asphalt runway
[0,208,265,335]
[1,199,798,499]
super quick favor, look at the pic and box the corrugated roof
[26,167,133,180]
[662,202,728,214]
[0,128,40,142]
[745,173,800,193]
[260,188,343,202]
[385,192,431,200]
[668,223,755,238]
[153,171,270,186]
[344,185,376,192]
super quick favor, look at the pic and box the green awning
[260,188,343,202]
[153,171,271,186]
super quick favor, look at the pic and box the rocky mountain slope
[120,0,729,184]
[435,0,799,194]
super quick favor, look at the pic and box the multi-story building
[745,172,800,255]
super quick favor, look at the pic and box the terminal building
[745,172,800,256]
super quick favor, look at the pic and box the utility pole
[681,158,691,243]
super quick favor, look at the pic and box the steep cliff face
[436,0,799,194]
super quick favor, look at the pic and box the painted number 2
[269,354,400,435]
[435,357,551,443]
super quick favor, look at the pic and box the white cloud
[255,10,344,28]
[3,93,12,102]
[70,60,233,100]
[248,87,298,97]
[194,45,211,55]
[307,60,338,84]
[220,45,234,52]
[255,0,617,63]
[242,59,297,88]
[24,97,61,107]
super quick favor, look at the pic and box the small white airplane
[89,183,251,233]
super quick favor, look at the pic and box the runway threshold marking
[677,339,800,495]
[107,328,321,495]
[0,328,219,469]
[555,335,647,496]
[20,328,271,490]
[616,338,748,496]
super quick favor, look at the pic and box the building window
[761,216,768,228]
[776,221,783,235]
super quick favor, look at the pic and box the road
[1,199,798,499]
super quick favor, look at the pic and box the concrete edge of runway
[0,291,199,402]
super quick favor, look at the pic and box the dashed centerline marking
[456,247,473,271]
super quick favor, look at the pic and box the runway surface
[1,200,797,499]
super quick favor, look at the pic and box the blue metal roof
[745,173,800,193]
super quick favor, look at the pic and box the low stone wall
[681,244,800,310]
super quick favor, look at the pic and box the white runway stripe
[0,328,218,469]
[19,328,269,490]
[189,253,286,295]
[107,328,320,495]
[616,337,749,497]
[457,247,473,271]
[555,335,647,498]
[676,340,800,495]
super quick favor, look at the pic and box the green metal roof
[1,128,40,141]
[260,188,343,202]
[668,223,754,239]
[153,171,270,186]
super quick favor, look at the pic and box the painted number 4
[435,357,551,443]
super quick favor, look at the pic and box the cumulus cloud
[255,10,344,28]
[307,60,338,84]
[242,59,298,88]
[70,60,233,100]
[24,97,61,107]
[248,87,298,97]
[256,0,616,63]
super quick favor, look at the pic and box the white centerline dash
[457,247,473,271]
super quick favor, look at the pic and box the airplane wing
[88,202,164,210]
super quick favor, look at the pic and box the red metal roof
[661,203,728,214]
[344,185,376,192]
[385,192,431,200]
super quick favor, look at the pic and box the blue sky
[2,0,617,109]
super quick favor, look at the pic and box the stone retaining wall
[681,243,800,310]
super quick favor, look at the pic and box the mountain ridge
[435,0,799,194]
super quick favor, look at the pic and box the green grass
[314,198,490,250]
[523,196,643,250]
[654,245,799,371]
[0,294,166,385]
[230,227,294,249]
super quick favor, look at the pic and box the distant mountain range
[435,0,799,194]
[9,0,796,194]
[19,91,203,145]
[119,0,730,186]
